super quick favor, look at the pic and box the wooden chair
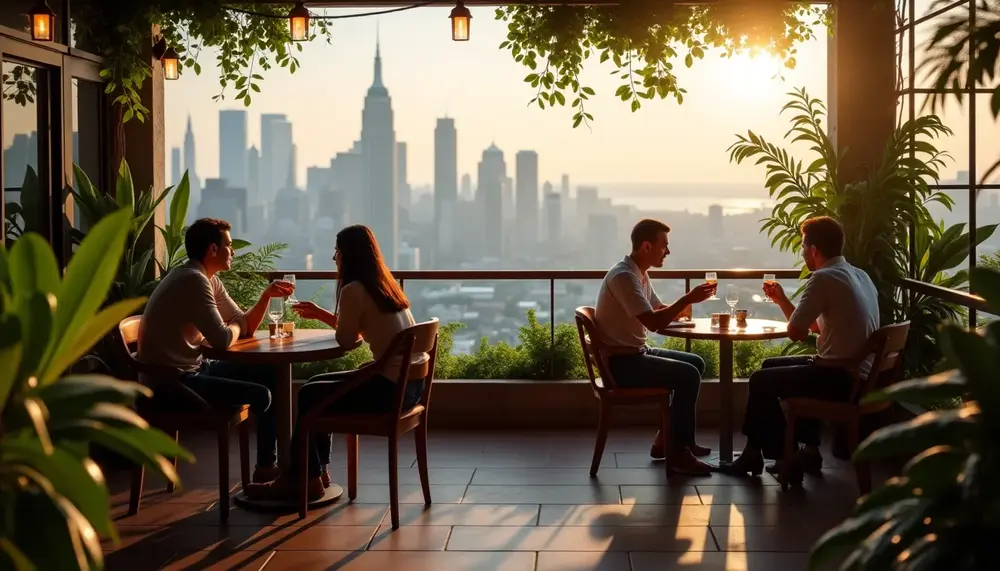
[779,321,911,495]
[297,319,440,528]
[575,307,673,477]
[117,316,252,524]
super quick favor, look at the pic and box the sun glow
[724,52,787,99]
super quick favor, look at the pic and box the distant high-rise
[561,174,570,200]
[708,204,723,236]
[219,110,247,189]
[183,115,201,208]
[588,213,618,267]
[544,192,562,247]
[477,144,507,258]
[330,146,364,225]
[434,118,458,255]
[460,173,473,201]
[170,147,181,187]
[259,113,292,203]
[246,146,260,202]
[396,141,410,212]
[515,151,540,249]
[360,37,398,267]
[198,178,247,234]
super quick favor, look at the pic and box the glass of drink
[283,274,298,305]
[726,284,739,317]
[268,296,285,339]
[705,272,719,300]
[763,273,776,303]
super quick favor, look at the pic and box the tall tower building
[544,191,562,247]
[434,118,458,256]
[259,113,291,204]
[460,173,473,201]
[396,141,410,213]
[477,143,507,258]
[246,145,260,201]
[561,174,570,200]
[183,115,201,208]
[218,110,247,189]
[361,37,398,267]
[170,147,181,187]
[515,150,540,249]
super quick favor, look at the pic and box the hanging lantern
[28,1,56,42]
[450,1,472,42]
[162,47,180,80]
[289,2,310,42]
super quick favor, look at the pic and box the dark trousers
[608,347,706,447]
[290,371,424,479]
[180,360,279,467]
[742,356,853,460]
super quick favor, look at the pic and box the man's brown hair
[185,218,232,262]
[630,218,671,251]
[800,216,844,259]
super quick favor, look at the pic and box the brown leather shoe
[252,464,282,484]
[320,468,331,489]
[245,474,324,501]
[668,449,714,476]
[688,443,712,458]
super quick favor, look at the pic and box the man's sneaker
[252,464,282,484]
[244,474,325,502]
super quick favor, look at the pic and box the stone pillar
[828,0,898,182]
[120,25,166,271]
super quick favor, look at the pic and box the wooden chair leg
[847,421,871,496]
[659,401,671,478]
[590,401,611,478]
[299,432,310,519]
[165,430,180,494]
[388,434,400,530]
[217,429,230,524]
[779,411,798,491]
[238,422,251,491]
[347,434,359,501]
[414,420,432,506]
[128,464,145,516]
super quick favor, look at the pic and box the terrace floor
[103,428,874,571]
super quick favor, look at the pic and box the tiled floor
[103,429,871,570]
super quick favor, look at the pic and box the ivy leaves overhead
[495,1,831,128]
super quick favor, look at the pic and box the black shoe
[717,453,764,477]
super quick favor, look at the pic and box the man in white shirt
[595,219,716,476]
[720,216,879,479]
[138,218,293,483]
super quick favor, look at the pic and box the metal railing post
[684,277,692,353]
[550,277,555,379]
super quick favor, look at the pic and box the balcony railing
[259,268,803,378]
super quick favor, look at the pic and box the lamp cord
[224,2,437,20]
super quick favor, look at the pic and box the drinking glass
[726,284,739,317]
[705,272,719,300]
[762,273,776,303]
[283,274,298,305]
[268,296,285,339]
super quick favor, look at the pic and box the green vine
[496,1,831,128]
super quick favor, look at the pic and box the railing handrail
[262,269,803,280]
[899,277,990,314]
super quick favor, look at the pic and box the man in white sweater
[138,218,293,482]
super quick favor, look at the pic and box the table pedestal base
[233,484,343,512]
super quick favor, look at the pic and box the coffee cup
[735,309,749,327]
[282,322,295,336]
[714,312,731,329]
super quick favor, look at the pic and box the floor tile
[695,486,784,505]
[472,468,669,486]
[537,504,798,528]
[422,453,552,468]
[535,551,632,571]
[462,485,621,505]
[368,525,452,550]
[614,454,665,469]
[350,484,467,504]
[328,467,476,486]
[630,551,811,571]
[395,504,540,526]
[160,549,270,571]
[619,486,702,505]
[266,525,379,551]
[712,526,822,552]
[104,547,177,571]
[264,550,536,571]
[446,525,716,552]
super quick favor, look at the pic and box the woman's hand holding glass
[291,301,337,328]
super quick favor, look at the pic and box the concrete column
[828,0,898,182]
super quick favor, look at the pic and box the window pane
[3,61,47,248]
[913,0,970,89]
[975,94,1000,185]
[68,78,104,256]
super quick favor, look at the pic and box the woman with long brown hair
[246,225,419,500]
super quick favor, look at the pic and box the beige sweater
[336,281,416,379]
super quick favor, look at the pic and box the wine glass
[726,284,739,317]
[268,296,285,339]
[705,272,719,300]
[762,273,776,303]
[283,274,298,305]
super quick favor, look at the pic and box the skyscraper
[219,110,247,189]
[561,174,570,200]
[246,145,260,201]
[434,118,458,255]
[360,37,398,267]
[460,173,473,201]
[183,115,201,208]
[259,113,291,204]
[477,143,506,258]
[544,191,562,247]
[515,151,540,249]
[396,141,410,213]
[170,147,181,187]
[331,145,364,225]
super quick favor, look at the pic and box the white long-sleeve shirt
[335,281,416,379]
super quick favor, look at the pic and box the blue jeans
[179,360,279,467]
[290,371,424,478]
[608,347,705,447]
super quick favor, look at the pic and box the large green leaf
[0,316,23,410]
[60,421,193,485]
[43,297,146,387]
[0,537,35,571]
[901,445,967,495]
[37,208,132,386]
[15,293,53,387]
[8,234,60,308]
[32,375,152,422]
[809,499,918,569]
[862,369,967,407]
[970,266,1000,314]
[0,245,11,295]
[115,159,135,214]
[938,325,1000,412]
[853,403,980,461]
[169,172,191,231]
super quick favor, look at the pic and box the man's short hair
[630,218,671,251]
[800,216,844,259]
[185,218,232,262]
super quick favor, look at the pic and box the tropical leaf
[853,402,980,461]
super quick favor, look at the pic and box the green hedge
[291,309,791,380]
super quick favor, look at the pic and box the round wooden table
[658,318,789,463]
[202,329,354,510]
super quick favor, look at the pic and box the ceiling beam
[233,1,808,7]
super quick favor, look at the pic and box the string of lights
[224,2,437,22]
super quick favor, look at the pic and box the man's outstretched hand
[263,280,294,299]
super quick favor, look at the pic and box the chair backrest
[574,306,617,392]
[378,319,440,416]
[855,321,910,401]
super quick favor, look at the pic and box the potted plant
[0,209,191,570]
